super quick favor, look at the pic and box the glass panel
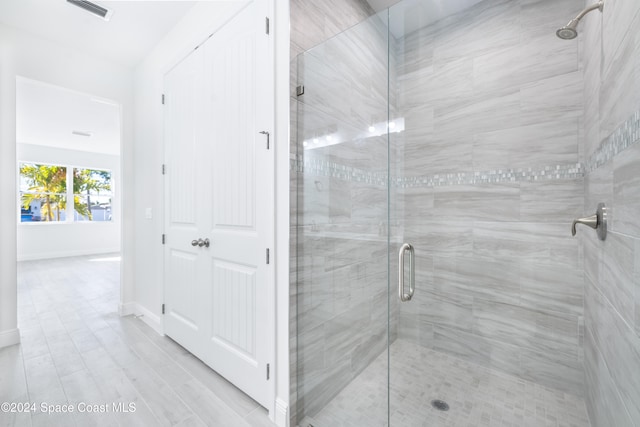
[19,163,67,222]
[293,11,391,427]
[73,168,113,221]
[73,195,112,221]
[20,194,67,222]
[389,0,590,425]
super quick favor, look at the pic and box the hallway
[1,255,275,427]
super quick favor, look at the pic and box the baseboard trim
[119,303,163,336]
[132,303,163,335]
[118,302,136,316]
[0,328,20,349]
[274,398,288,427]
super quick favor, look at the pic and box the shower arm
[567,1,604,25]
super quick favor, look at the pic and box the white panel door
[202,0,272,408]
[163,48,206,356]
[164,0,272,409]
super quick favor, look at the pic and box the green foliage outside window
[20,164,66,222]
[73,168,112,221]
[20,163,112,222]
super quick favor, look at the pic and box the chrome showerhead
[556,1,603,40]
[556,20,579,39]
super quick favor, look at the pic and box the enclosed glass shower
[292,0,637,425]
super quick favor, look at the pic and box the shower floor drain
[431,399,450,411]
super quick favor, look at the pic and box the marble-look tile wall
[581,1,640,426]
[395,0,587,396]
[290,0,374,59]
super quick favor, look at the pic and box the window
[19,164,67,222]
[73,168,112,222]
[19,163,113,223]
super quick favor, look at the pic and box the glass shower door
[293,11,392,427]
[388,0,591,425]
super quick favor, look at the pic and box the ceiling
[17,78,121,155]
[0,0,197,67]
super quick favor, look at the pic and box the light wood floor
[1,255,276,427]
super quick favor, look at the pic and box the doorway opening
[15,76,123,336]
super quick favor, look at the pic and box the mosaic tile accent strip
[292,109,640,185]
[398,163,584,188]
[587,110,640,172]
[293,155,389,186]
[291,156,583,188]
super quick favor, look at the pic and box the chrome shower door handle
[398,243,415,302]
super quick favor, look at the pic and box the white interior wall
[0,22,135,347]
[16,143,121,261]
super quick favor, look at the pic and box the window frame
[17,161,115,225]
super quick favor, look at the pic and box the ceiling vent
[66,0,113,21]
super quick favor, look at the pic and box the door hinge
[162,304,165,314]
[265,17,270,35]
[266,363,270,380]
[296,85,305,97]
[162,94,165,104]
[162,234,166,244]
[266,248,270,264]
[259,131,270,150]
[162,164,166,175]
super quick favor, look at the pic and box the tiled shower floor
[300,340,590,427]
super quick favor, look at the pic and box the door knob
[193,238,210,248]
